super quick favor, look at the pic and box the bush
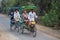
[40,10,59,27]
[40,0,59,27]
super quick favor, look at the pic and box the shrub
[40,10,59,27]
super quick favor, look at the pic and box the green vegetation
[0,0,60,28]
[40,0,60,28]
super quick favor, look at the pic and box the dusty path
[0,14,60,40]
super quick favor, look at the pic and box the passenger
[14,9,21,29]
[22,10,29,26]
[9,11,14,30]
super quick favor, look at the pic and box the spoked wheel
[17,27,20,32]
[33,30,36,37]
[15,21,20,32]
[20,25,24,34]
[21,28,24,34]
[31,25,37,37]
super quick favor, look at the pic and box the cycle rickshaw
[9,6,37,37]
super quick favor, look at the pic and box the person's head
[15,9,19,13]
[11,11,13,14]
[23,10,27,14]
[30,9,34,12]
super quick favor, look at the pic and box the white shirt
[28,12,37,21]
[14,11,21,21]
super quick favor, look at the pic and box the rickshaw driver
[28,9,38,26]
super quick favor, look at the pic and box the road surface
[0,14,60,40]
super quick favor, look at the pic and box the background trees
[0,0,60,28]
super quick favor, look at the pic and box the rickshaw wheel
[30,25,37,37]
[33,31,36,37]
[17,27,20,32]
[21,26,24,34]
